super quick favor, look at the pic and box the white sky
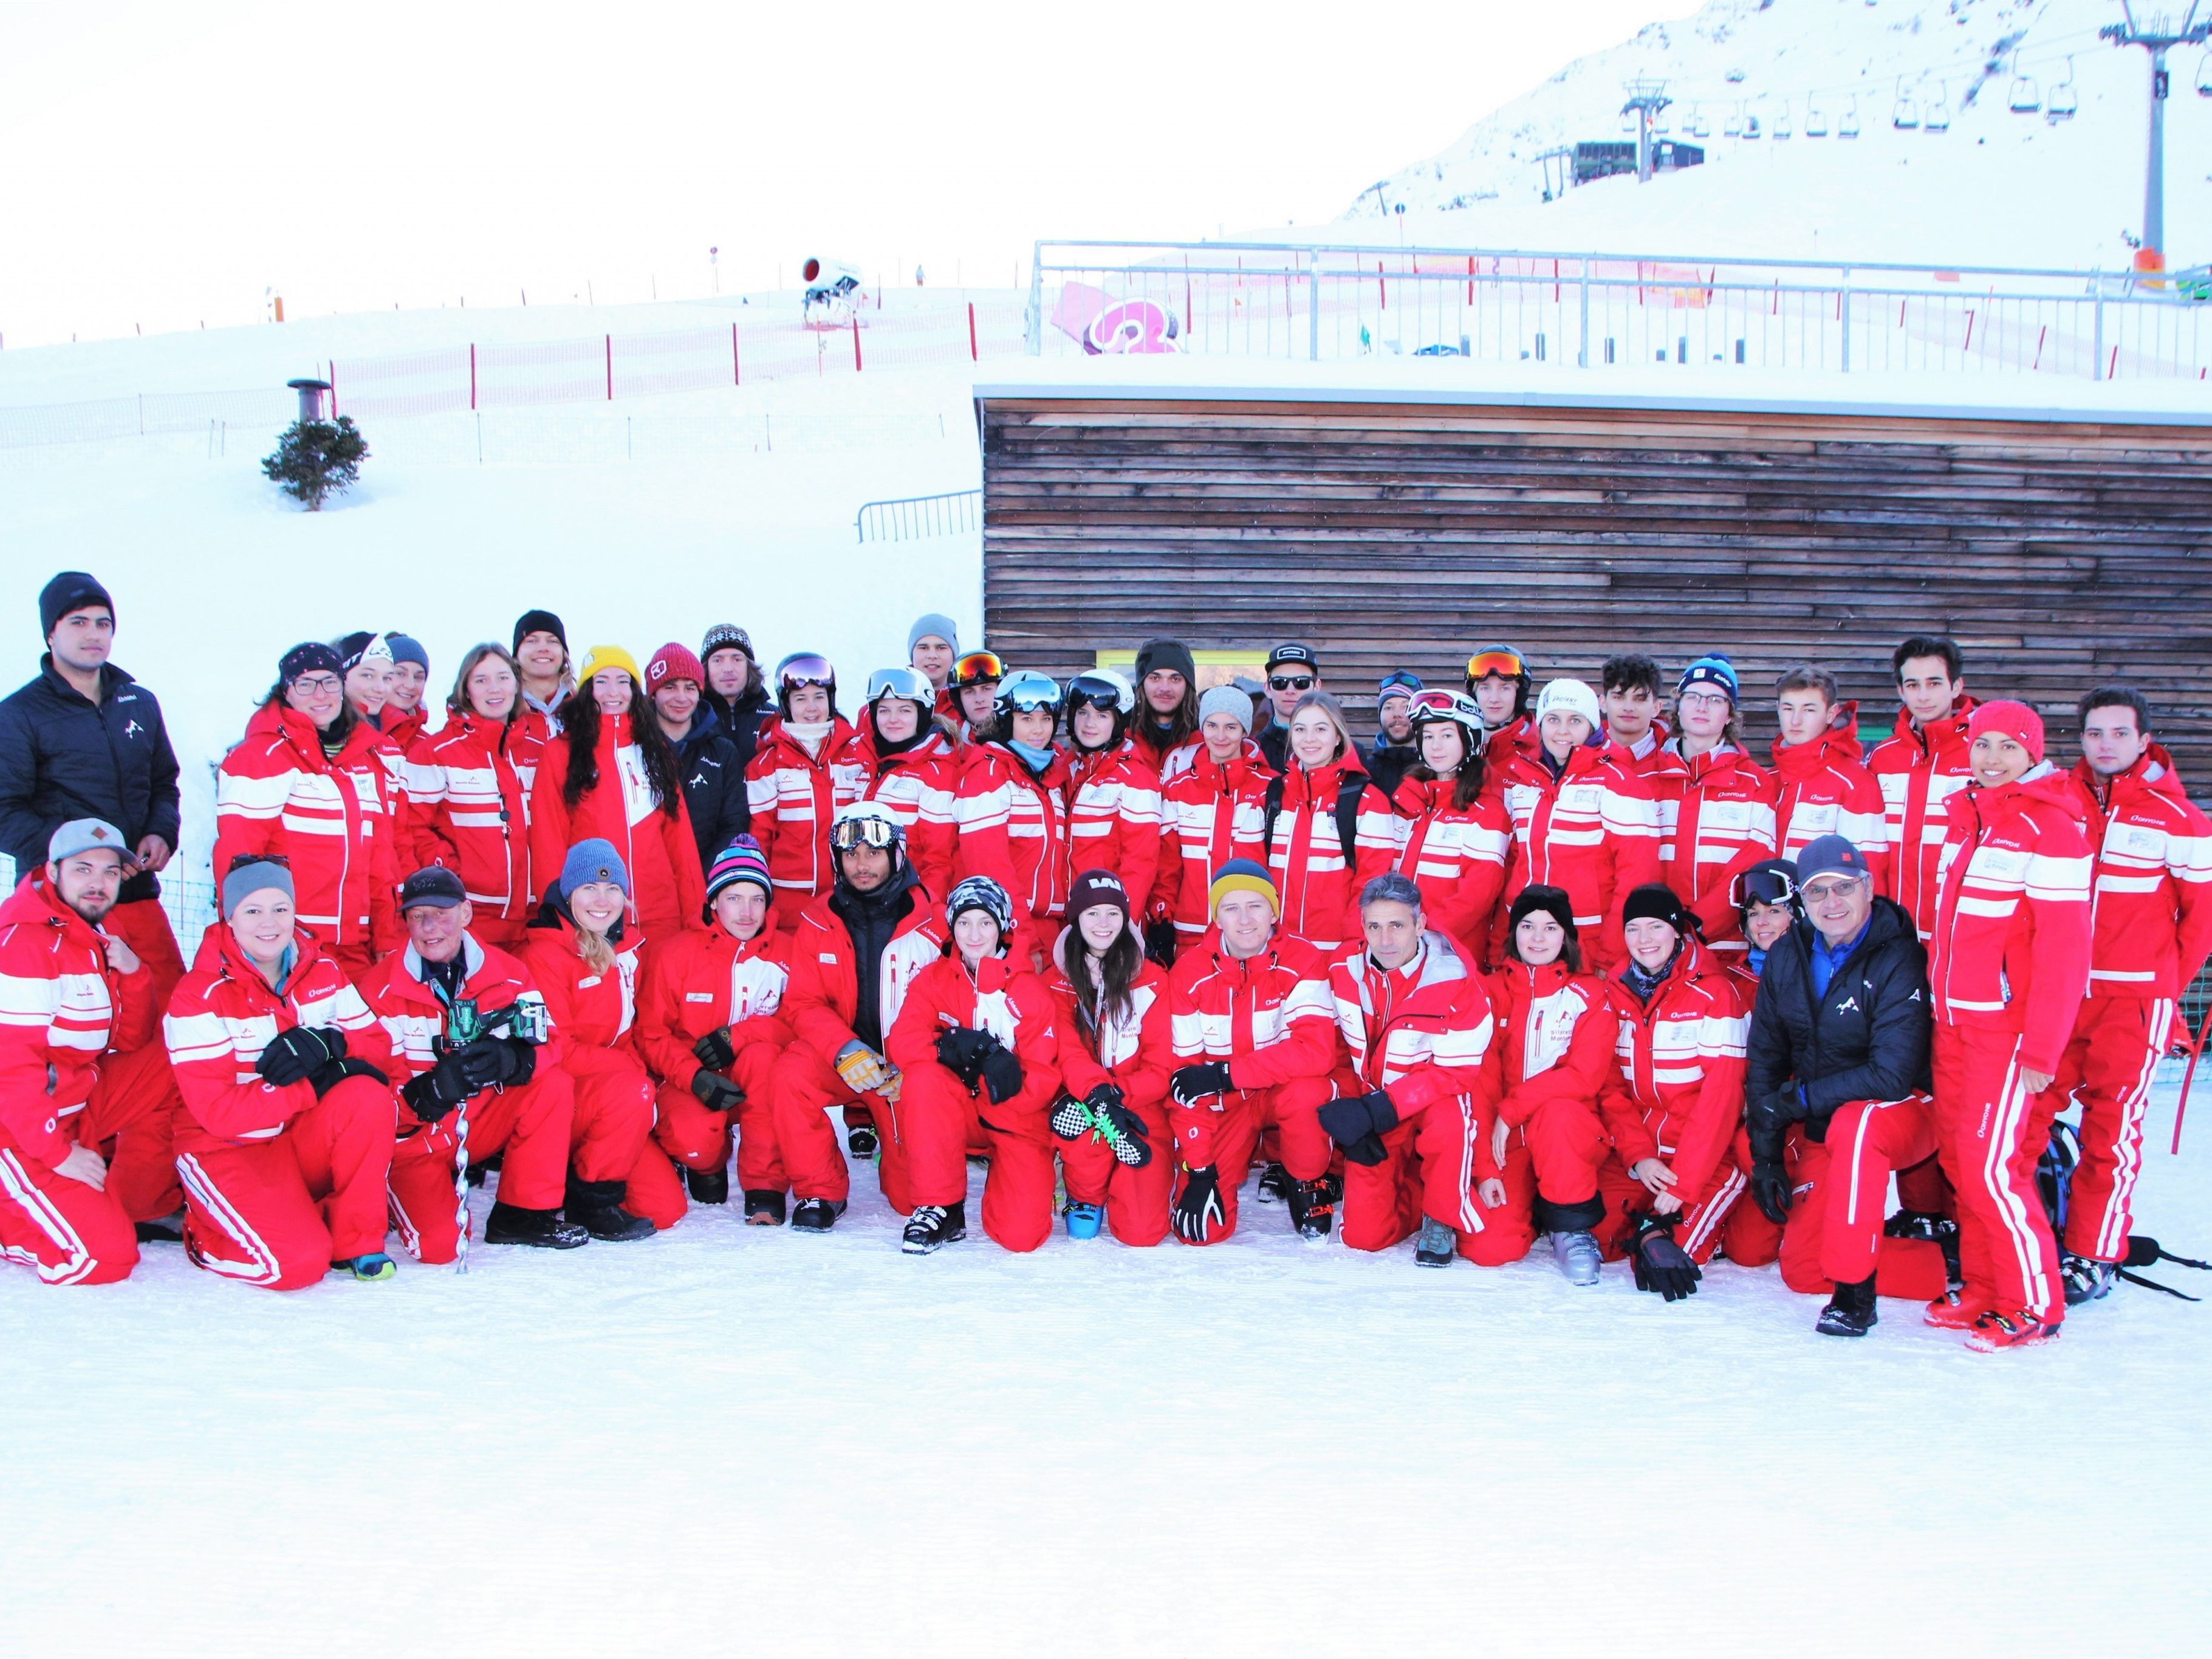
[0,1,1694,346]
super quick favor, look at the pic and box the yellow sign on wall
[1095,648,1267,693]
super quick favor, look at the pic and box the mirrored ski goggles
[865,666,934,705]
[1065,673,1130,713]
[999,677,1064,713]
[953,651,1006,687]
[776,653,835,691]
[1408,688,1484,727]
[1377,671,1424,700]
[1465,649,1525,682]
[1731,869,1798,909]
[829,813,900,852]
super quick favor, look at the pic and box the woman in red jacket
[1148,684,1272,962]
[746,652,861,928]
[161,857,399,1288]
[954,670,1075,965]
[632,835,795,1227]
[1392,689,1512,964]
[213,642,403,979]
[1479,886,1618,1282]
[401,643,542,948]
[1045,869,1171,1245]
[835,667,963,901]
[1262,691,1395,956]
[529,646,704,943]
[516,839,659,1242]
[1649,654,1779,960]
[884,875,1063,1254]
[1064,669,1163,920]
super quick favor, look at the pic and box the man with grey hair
[1318,872,1506,1268]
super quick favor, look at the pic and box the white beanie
[1535,678,1601,729]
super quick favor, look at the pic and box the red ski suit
[1649,742,1778,957]
[162,929,397,1288]
[1065,740,1163,925]
[1045,938,1174,1246]
[213,703,403,978]
[1166,930,1338,1243]
[0,873,168,1285]
[954,742,1075,963]
[886,952,1063,1250]
[635,922,793,1206]
[1597,940,1751,1263]
[530,715,705,942]
[1495,739,1662,973]
[1870,696,1979,940]
[744,715,861,926]
[400,711,544,947]
[1261,758,1397,957]
[2043,748,2212,1262]
[770,880,945,1207]
[1928,768,2093,1321]
[1151,746,1272,940]
[357,934,573,1265]
[1770,716,1890,887]
[1391,774,1512,965]
[1479,959,1620,1263]
[1326,933,1501,1253]
[833,726,963,903]
[517,915,662,1223]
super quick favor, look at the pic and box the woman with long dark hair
[1392,688,1512,963]
[400,641,543,948]
[529,647,704,940]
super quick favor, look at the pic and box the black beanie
[513,609,567,652]
[1622,883,1690,932]
[279,641,344,686]
[40,571,113,640]
[1132,638,1196,686]
[1507,884,1578,940]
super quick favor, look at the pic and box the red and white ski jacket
[1606,720,1673,783]
[1649,742,1778,956]
[832,727,962,903]
[1483,958,1620,1137]
[1148,733,1266,788]
[530,714,705,940]
[1869,696,1979,940]
[355,932,555,1154]
[781,884,945,1067]
[1770,717,1889,884]
[1494,740,1663,972]
[886,953,1063,1123]
[1151,746,1272,936]
[954,742,1075,957]
[1167,930,1337,1167]
[519,914,645,1061]
[1327,933,1502,1183]
[400,711,543,940]
[1485,715,1541,771]
[1600,939,1750,1204]
[214,703,404,963]
[1930,769,2094,1073]
[2058,747,2212,1001]
[1391,774,1512,962]
[743,714,861,911]
[635,923,793,1092]
[1261,758,1397,956]
[1066,740,1163,923]
[380,705,431,758]
[0,872,159,1166]
[162,927,395,1158]
[1044,937,1173,1112]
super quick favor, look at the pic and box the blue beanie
[382,631,429,671]
[1677,654,1739,703]
[560,838,631,898]
[907,613,959,657]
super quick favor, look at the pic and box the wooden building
[975,366,2212,772]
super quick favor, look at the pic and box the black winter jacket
[1744,895,1932,1157]
[704,681,771,776]
[0,659,182,904]
[1365,736,1419,799]
[669,710,750,875]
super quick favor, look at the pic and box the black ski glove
[1143,919,1180,968]
[1743,1084,1801,1166]
[1169,1061,1234,1107]
[1084,1081,1126,1115]
[256,1024,344,1088]
[402,1050,476,1123]
[457,1035,530,1090]
[309,1055,389,1098]
[935,1026,995,1086]
[1318,1089,1399,1166]
[1750,1158,1793,1226]
[692,1025,736,1072]
[980,1045,1025,1106]
[1172,1165,1225,1243]
[691,1070,745,1112]
[1631,1214,1702,1302]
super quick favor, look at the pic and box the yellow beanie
[576,645,640,686]
[1208,858,1279,918]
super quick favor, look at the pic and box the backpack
[2035,1117,2081,1236]
[1262,773,1367,868]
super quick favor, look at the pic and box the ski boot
[1815,1274,1878,1338]
[743,1190,787,1226]
[565,1176,656,1242]
[1551,1230,1603,1285]
[902,1201,967,1255]
[1255,1161,1292,1205]
[790,1197,846,1233]
[332,1252,397,1282]
[484,1202,588,1248]
[2061,1253,2116,1306]
[847,1125,879,1160]
[1286,1177,1336,1243]
[1414,1217,1455,1267]
[1064,1200,1105,1240]
[686,1165,730,1205]
[1965,1305,2061,1352]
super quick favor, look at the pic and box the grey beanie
[221,857,295,919]
[1197,684,1253,731]
[907,613,959,657]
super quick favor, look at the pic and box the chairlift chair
[1807,101,1830,136]
[1892,87,1919,129]
[2047,59,2078,120]
[1925,82,1951,132]
[1688,102,1711,137]
[1840,97,1861,138]
[1725,104,1744,137]
[2194,46,2211,96]
[2010,53,2041,112]
[1775,100,1793,139]
[1744,110,1764,139]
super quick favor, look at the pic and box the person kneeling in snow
[884,876,1061,1253]
[1318,873,1504,1268]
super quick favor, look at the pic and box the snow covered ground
[4,1070,2207,1655]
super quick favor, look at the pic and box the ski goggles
[1407,688,1483,727]
[1465,648,1525,682]
[1376,671,1424,704]
[864,666,934,705]
[997,673,1064,713]
[775,653,835,691]
[829,812,900,852]
[1730,867,1798,910]
[953,651,1006,687]
[1066,672,1133,715]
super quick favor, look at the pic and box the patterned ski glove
[834,1041,893,1095]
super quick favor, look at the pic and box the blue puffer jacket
[0,658,182,903]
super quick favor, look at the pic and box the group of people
[3,570,2206,1352]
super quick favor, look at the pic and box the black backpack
[1262,773,1368,867]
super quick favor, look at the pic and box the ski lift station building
[970,360,2212,767]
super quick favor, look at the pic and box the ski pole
[2171,1001,2212,1155]
[452,1087,471,1274]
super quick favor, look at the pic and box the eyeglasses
[1269,675,1315,692]
[829,813,899,852]
[865,666,934,704]
[290,674,343,694]
[1465,649,1525,681]
[953,651,1006,687]
[1677,688,1733,710]
[776,653,835,691]
[225,853,290,874]
[1800,876,1867,903]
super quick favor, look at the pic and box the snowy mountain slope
[1341,0,2212,269]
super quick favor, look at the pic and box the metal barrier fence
[855,488,981,542]
[0,854,216,962]
[1027,240,2212,381]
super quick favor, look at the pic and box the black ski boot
[564,1177,655,1242]
[744,1190,787,1226]
[847,1125,879,1160]
[686,1165,730,1205]
[1287,1177,1336,1243]
[902,1200,967,1255]
[134,1211,185,1245]
[2061,1253,2117,1305]
[1255,1161,1292,1205]
[790,1197,846,1232]
[484,1202,589,1249]
[1816,1274,1879,1337]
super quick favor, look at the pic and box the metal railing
[855,488,981,542]
[1026,239,2212,382]
[0,854,216,962]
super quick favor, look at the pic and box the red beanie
[645,642,705,695]
[1967,699,2044,764]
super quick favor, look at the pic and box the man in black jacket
[0,573,185,999]
[699,623,770,775]
[1744,835,1950,1336]
[645,644,749,874]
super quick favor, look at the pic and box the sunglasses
[954,651,1006,686]
[777,654,835,691]
[1269,674,1315,691]
[829,815,899,852]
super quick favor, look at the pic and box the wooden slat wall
[980,397,2212,774]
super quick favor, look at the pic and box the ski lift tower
[1621,80,1673,181]
[2102,0,2211,259]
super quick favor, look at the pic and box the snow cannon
[801,256,866,326]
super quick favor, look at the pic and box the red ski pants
[0,1141,139,1285]
[1170,1078,1332,1246]
[1734,1100,1950,1299]
[387,1071,575,1264]
[625,1043,788,1230]
[1596,1152,1744,1264]
[175,1076,396,1290]
[1460,1095,1614,1265]
[1058,1095,1173,1247]
[75,1044,182,1223]
[1341,1095,1480,1253]
[2043,996,2173,1264]
[772,1044,913,1210]
[1933,1023,2063,1320]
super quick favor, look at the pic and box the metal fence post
[1577,259,1591,367]
[1839,271,1851,373]
[1025,242,1043,355]
[1309,253,1321,361]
